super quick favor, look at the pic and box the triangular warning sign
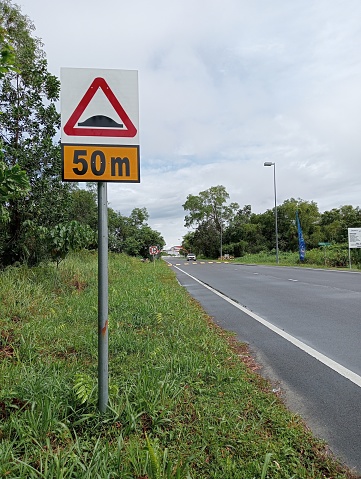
[63,77,137,138]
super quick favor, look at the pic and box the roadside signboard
[348,228,361,270]
[60,68,140,413]
[61,68,140,182]
[348,228,361,248]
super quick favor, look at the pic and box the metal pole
[220,206,223,260]
[98,181,108,413]
[273,164,279,264]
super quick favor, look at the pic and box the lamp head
[264,162,274,166]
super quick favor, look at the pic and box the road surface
[165,257,361,474]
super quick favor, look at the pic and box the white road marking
[173,264,361,388]
[288,279,298,282]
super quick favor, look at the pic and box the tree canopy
[0,1,164,266]
[183,185,361,263]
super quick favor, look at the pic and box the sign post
[149,245,159,265]
[98,182,108,412]
[61,68,140,412]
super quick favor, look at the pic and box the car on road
[186,253,197,261]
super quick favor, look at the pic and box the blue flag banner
[296,211,306,261]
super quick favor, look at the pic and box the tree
[183,185,239,258]
[192,220,220,258]
[274,198,320,251]
[107,207,165,258]
[0,159,29,223]
[22,219,95,266]
[0,23,16,77]
[183,185,239,232]
[0,17,30,225]
[320,205,361,244]
[129,207,149,227]
[181,231,195,255]
[134,225,164,258]
[67,187,98,230]
[0,1,72,265]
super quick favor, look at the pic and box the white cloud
[17,0,361,247]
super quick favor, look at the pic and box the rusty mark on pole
[101,319,108,336]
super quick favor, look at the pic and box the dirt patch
[0,397,28,419]
[0,330,16,358]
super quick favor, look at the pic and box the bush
[223,241,247,257]
[305,244,349,267]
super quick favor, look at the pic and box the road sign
[60,68,140,412]
[62,145,140,182]
[149,246,158,255]
[348,228,361,249]
[318,242,331,246]
[61,68,139,145]
[63,76,137,138]
[61,68,140,182]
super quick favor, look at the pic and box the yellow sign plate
[62,144,140,182]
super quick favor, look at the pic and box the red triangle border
[63,77,137,138]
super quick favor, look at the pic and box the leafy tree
[108,208,128,253]
[47,221,95,266]
[192,220,220,258]
[0,160,29,223]
[23,219,95,266]
[320,205,361,244]
[68,187,98,230]
[276,198,320,251]
[0,23,16,77]
[248,210,275,252]
[247,198,320,254]
[107,207,164,258]
[224,205,267,254]
[0,17,29,224]
[134,225,164,258]
[0,0,72,265]
[183,185,239,232]
[181,231,195,255]
[183,185,239,258]
[129,207,149,227]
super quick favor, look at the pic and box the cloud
[19,0,361,247]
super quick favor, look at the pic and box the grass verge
[0,251,358,478]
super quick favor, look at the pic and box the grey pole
[273,164,279,264]
[264,162,279,264]
[98,181,108,413]
[220,206,223,260]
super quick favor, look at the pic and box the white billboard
[348,228,361,248]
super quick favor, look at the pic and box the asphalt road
[165,257,361,474]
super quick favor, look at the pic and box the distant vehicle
[187,253,197,261]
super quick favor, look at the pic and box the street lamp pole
[264,162,279,264]
[220,205,223,260]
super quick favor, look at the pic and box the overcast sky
[17,0,361,247]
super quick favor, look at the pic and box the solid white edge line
[172,263,361,388]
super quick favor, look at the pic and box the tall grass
[0,251,357,478]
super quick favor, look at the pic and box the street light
[264,162,279,264]
[220,206,223,260]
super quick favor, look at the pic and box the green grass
[0,251,357,478]
[217,247,360,270]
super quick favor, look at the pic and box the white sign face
[348,228,361,248]
[61,68,139,146]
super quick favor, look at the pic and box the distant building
[164,245,183,256]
